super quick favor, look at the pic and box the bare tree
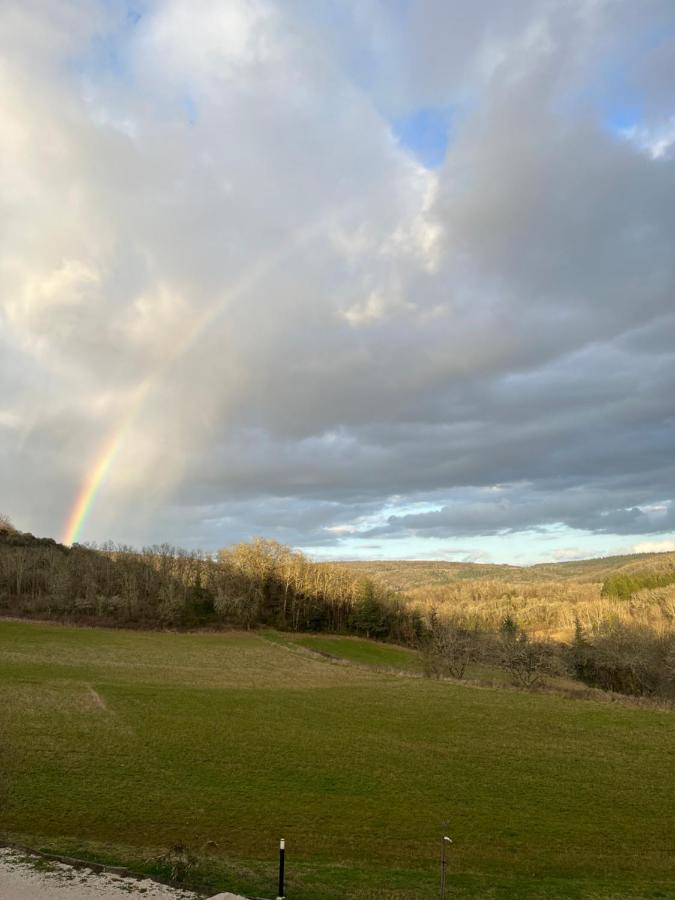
[0,514,16,534]
[499,617,555,689]
[422,612,478,680]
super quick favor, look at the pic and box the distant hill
[340,551,675,591]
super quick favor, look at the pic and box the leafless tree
[422,612,478,680]
[499,620,555,689]
[0,514,16,534]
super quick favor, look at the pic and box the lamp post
[276,837,285,900]
[440,835,452,900]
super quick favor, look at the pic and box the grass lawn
[270,631,423,672]
[1,619,674,899]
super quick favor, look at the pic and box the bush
[569,621,675,698]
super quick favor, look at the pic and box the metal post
[276,837,285,900]
[440,835,452,900]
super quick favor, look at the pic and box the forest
[0,516,420,641]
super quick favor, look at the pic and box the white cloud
[622,116,675,160]
[631,539,675,555]
[7,259,100,348]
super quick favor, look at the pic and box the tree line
[0,520,422,642]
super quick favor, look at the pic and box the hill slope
[341,550,675,591]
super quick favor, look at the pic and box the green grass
[280,633,423,672]
[1,620,674,899]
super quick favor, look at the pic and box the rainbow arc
[61,212,342,544]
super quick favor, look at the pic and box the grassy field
[268,631,423,673]
[1,620,674,899]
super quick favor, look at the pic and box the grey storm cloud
[1,0,674,558]
[364,487,675,540]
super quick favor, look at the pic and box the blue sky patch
[392,106,453,169]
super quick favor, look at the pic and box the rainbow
[61,383,152,545]
[61,211,344,545]
[62,426,127,546]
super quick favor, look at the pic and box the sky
[1,0,675,564]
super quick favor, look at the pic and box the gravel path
[0,847,203,899]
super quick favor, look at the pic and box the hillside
[341,551,675,591]
[340,553,675,640]
[1,620,674,899]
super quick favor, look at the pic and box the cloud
[631,539,675,555]
[1,0,675,561]
[362,490,675,540]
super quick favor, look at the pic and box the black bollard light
[276,837,285,900]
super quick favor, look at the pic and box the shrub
[570,622,675,697]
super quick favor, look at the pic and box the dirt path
[0,847,203,899]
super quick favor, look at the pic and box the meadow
[1,619,674,899]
